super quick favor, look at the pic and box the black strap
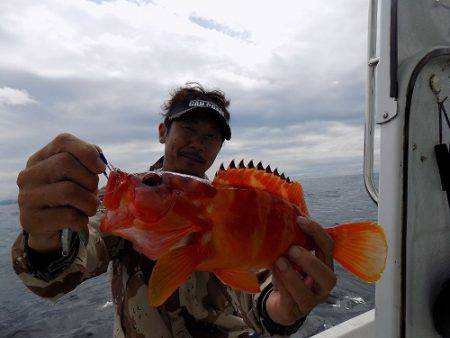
[23,230,79,281]
[257,283,306,336]
[434,97,450,211]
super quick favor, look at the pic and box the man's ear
[158,123,167,143]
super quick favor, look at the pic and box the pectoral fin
[214,269,261,293]
[148,245,204,307]
[114,222,200,260]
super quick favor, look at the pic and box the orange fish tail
[326,221,387,282]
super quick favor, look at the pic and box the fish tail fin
[326,221,387,282]
[148,245,205,307]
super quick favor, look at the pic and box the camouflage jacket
[11,163,281,338]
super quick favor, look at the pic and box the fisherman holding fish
[12,83,339,337]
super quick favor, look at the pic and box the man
[12,83,336,337]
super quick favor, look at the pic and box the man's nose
[189,134,206,150]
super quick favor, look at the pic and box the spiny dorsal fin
[213,160,308,215]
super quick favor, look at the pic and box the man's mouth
[179,151,205,164]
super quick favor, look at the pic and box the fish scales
[198,187,304,271]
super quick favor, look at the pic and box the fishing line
[99,152,113,178]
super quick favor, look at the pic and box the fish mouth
[179,150,205,164]
[142,172,162,186]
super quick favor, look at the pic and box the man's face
[158,110,224,177]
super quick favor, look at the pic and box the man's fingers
[17,133,103,252]
[18,152,99,192]
[272,270,294,304]
[316,249,334,272]
[269,218,337,320]
[297,216,334,269]
[274,257,316,315]
[93,144,104,156]
[19,181,99,217]
[287,246,337,300]
[26,133,105,174]
[21,206,89,234]
[304,275,314,289]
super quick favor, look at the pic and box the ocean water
[0,174,378,338]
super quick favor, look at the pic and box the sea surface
[0,174,378,338]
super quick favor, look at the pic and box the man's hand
[16,133,106,253]
[265,216,337,326]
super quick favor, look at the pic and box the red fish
[100,160,387,307]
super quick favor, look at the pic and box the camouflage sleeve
[225,270,274,336]
[11,203,123,302]
[227,270,307,337]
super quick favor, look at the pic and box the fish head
[133,171,216,223]
[103,169,135,210]
[130,171,177,223]
[104,170,216,225]
[159,171,216,197]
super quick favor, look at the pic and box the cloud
[0,0,370,199]
[207,120,365,179]
[0,87,37,106]
[189,15,251,41]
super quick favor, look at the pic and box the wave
[0,199,17,206]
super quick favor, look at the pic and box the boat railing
[364,0,379,205]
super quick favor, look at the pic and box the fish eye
[142,173,162,186]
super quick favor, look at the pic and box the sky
[0,0,377,200]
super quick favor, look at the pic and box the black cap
[166,99,231,140]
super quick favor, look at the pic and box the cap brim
[169,107,231,140]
